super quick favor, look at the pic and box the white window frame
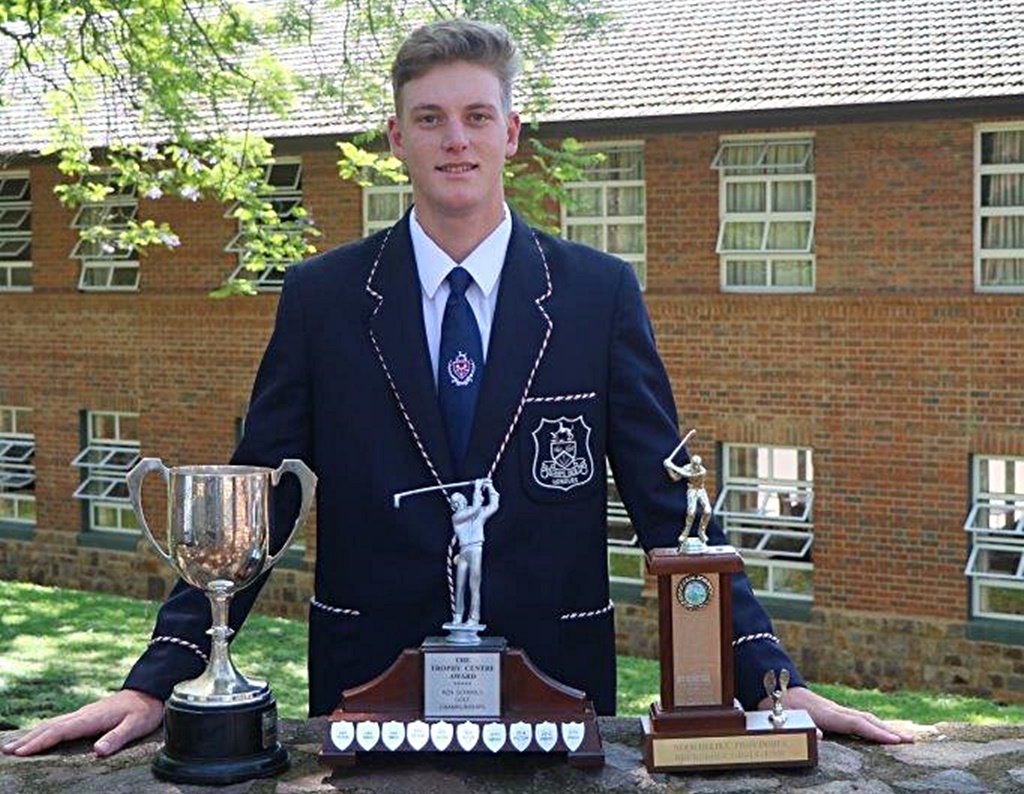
[362,183,414,237]
[0,406,35,526]
[0,170,32,292]
[714,133,815,293]
[71,174,139,292]
[225,158,305,292]
[974,122,1024,293]
[606,468,645,587]
[561,141,647,289]
[716,443,814,601]
[72,411,140,533]
[964,454,1024,622]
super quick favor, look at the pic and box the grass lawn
[3,580,1023,729]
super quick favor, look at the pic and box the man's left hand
[757,686,915,744]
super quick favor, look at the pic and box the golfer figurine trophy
[321,477,604,768]
[641,430,817,772]
[127,458,317,785]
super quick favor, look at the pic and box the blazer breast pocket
[518,395,603,505]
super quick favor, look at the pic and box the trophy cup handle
[267,458,317,569]
[126,457,173,567]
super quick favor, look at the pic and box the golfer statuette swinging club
[126,457,316,785]
[643,430,818,772]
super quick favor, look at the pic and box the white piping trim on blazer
[524,392,597,403]
[559,600,614,621]
[733,631,780,647]
[365,223,555,613]
[310,597,361,617]
[149,635,210,664]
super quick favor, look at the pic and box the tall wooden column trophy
[320,478,604,767]
[641,430,818,772]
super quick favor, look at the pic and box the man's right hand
[1,689,163,758]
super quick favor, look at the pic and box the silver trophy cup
[126,458,316,784]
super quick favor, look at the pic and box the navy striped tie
[438,267,484,473]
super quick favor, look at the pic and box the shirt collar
[410,203,511,299]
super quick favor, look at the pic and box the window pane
[774,566,813,595]
[981,216,1024,249]
[0,409,13,434]
[10,266,32,288]
[81,265,111,288]
[728,446,759,479]
[94,504,118,529]
[745,563,769,591]
[982,174,1024,208]
[565,187,602,217]
[607,224,644,255]
[764,142,812,169]
[19,499,36,521]
[772,260,813,287]
[726,182,766,212]
[982,131,1024,165]
[977,548,1022,576]
[567,224,603,248]
[763,533,811,557]
[0,498,12,519]
[773,180,813,212]
[981,258,1024,286]
[120,505,139,529]
[78,478,114,497]
[110,266,138,288]
[717,143,762,169]
[608,549,642,580]
[586,148,643,181]
[267,163,301,190]
[980,585,1024,617]
[367,192,400,222]
[725,260,767,286]
[0,239,30,258]
[766,221,811,251]
[0,207,30,229]
[722,222,764,251]
[606,186,644,216]
[0,178,29,200]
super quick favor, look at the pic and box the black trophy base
[152,694,290,785]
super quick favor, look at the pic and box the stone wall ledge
[2,718,1023,793]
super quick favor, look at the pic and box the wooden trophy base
[641,705,818,772]
[319,639,603,768]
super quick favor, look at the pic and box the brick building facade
[3,105,1024,702]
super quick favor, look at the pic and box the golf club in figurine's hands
[126,458,317,785]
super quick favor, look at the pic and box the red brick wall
[2,116,1023,700]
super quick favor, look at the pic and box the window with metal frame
[561,143,647,288]
[0,171,32,291]
[976,125,1024,291]
[712,136,815,292]
[71,174,139,291]
[225,159,306,291]
[964,455,1024,621]
[0,406,36,526]
[363,183,413,237]
[607,468,644,587]
[716,444,814,600]
[72,411,141,532]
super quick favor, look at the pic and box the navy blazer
[124,211,803,715]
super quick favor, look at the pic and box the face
[388,61,521,223]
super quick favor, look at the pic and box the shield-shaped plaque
[430,720,453,751]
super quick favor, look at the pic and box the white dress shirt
[410,204,512,386]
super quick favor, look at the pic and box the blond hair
[392,19,521,113]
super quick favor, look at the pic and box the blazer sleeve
[123,266,314,701]
[604,263,805,710]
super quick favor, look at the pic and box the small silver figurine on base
[764,669,791,727]
[443,478,499,645]
[664,429,712,554]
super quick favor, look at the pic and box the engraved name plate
[423,637,504,718]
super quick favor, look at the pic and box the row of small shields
[331,720,587,753]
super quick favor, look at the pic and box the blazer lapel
[366,214,456,485]
[463,212,553,479]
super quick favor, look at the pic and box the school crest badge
[447,351,476,386]
[531,416,594,492]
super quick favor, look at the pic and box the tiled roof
[1,0,1022,154]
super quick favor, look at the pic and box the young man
[3,19,911,759]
